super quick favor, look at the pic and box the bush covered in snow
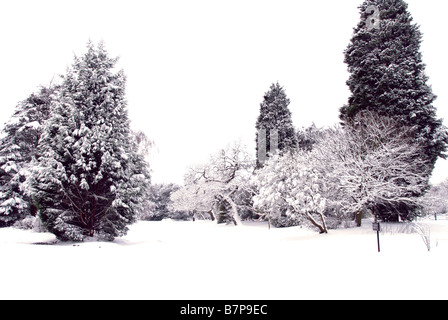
[139,183,191,221]
[422,179,448,217]
[252,111,430,233]
[12,216,46,233]
[253,151,329,233]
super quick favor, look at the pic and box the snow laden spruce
[25,42,150,241]
[255,82,297,168]
[0,86,56,227]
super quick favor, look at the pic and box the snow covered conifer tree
[296,123,323,152]
[341,0,447,170]
[0,86,56,227]
[255,82,297,168]
[341,0,447,220]
[28,41,150,241]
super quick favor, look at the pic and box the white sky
[1,0,447,185]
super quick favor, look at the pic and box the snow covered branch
[253,111,430,232]
[171,141,254,225]
[315,111,430,222]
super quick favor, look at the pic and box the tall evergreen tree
[255,82,297,168]
[341,0,447,170]
[0,86,56,227]
[28,41,150,241]
[341,0,447,220]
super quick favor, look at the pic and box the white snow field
[1,217,447,300]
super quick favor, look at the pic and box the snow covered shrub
[232,185,258,221]
[270,213,300,228]
[13,216,45,232]
[12,216,35,230]
[168,210,192,221]
[296,123,323,152]
[422,179,448,218]
[26,42,150,241]
[141,183,184,221]
[253,151,329,234]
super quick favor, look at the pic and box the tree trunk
[305,211,327,234]
[355,209,363,227]
[319,212,328,234]
[222,194,242,226]
[207,210,215,221]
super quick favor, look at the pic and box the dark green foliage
[0,86,56,227]
[255,82,297,168]
[215,197,233,224]
[341,0,447,221]
[296,123,323,152]
[142,183,186,221]
[341,0,447,169]
[29,41,150,241]
[232,187,257,221]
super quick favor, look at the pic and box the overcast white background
[1,0,447,184]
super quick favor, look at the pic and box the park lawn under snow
[1,217,448,300]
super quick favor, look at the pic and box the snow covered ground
[1,217,447,300]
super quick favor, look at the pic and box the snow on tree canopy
[27,41,150,241]
[255,82,297,168]
[0,86,56,227]
[341,0,447,170]
[340,0,448,221]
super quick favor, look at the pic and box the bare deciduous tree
[171,141,254,225]
[316,111,430,225]
[253,111,430,232]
